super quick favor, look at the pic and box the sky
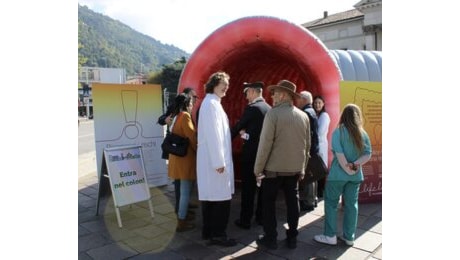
[78,0,361,54]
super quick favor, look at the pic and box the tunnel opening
[178,16,341,177]
[213,42,323,128]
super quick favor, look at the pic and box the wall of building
[78,67,127,117]
[98,68,127,83]
[363,6,382,26]
[361,4,382,51]
[78,67,127,84]
[313,19,365,50]
[305,0,382,51]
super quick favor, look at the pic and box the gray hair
[299,90,312,104]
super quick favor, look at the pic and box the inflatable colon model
[178,16,381,179]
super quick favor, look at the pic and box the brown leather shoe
[176,219,195,232]
[188,201,199,209]
[185,213,195,221]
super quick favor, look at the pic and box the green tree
[148,57,187,105]
[78,42,88,70]
[78,20,88,89]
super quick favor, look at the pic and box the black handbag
[161,132,189,157]
[304,153,328,184]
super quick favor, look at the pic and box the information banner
[340,81,382,203]
[92,83,168,187]
[104,145,151,207]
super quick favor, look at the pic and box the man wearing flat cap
[231,81,271,230]
[254,79,311,250]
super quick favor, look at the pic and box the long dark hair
[183,87,193,95]
[172,93,191,117]
[313,95,327,115]
[339,104,365,153]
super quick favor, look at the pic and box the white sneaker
[339,235,354,246]
[314,234,337,245]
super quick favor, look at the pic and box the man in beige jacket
[254,80,311,250]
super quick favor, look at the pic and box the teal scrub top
[328,126,372,182]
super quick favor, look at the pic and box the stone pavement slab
[79,169,382,259]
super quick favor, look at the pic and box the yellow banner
[340,81,382,202]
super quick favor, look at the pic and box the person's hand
[297,173,304,181]
[216,167,225,174]
[165,115,173,126]
[165,116,172,125]
[255,173,265,187]
[345,162,359,175]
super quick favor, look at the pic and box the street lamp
[85,67,90,118]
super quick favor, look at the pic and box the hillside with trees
[78,5,190,75]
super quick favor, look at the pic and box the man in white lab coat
[197,71,236,247]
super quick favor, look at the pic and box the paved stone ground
[78,169,382,260]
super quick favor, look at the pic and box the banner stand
[95,145,154,228]
[95,154,110,216]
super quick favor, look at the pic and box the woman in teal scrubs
[314,104,372,246]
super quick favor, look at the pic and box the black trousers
[201,200,231,239]
[261,175,300,241]
[239,161,263,225]
[317,177,326,198]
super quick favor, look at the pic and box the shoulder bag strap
[169,112,182,133]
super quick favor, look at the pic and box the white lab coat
[317,111,330,165]
[197,94,235,201]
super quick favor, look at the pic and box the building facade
[302,0,382,51]
[78,67,127,117]
[126,73,148,85]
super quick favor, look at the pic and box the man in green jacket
[254,80,311,250]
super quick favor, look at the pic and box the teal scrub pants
[323,180,361,241]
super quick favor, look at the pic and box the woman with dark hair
[314,104,372,246]
[197,71,236,247]
[168,93,198,232]
[313,95,330,197]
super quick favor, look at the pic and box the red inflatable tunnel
[178,16,340,177]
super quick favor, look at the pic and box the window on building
[80,71,87,81]
[88,69,100,81]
